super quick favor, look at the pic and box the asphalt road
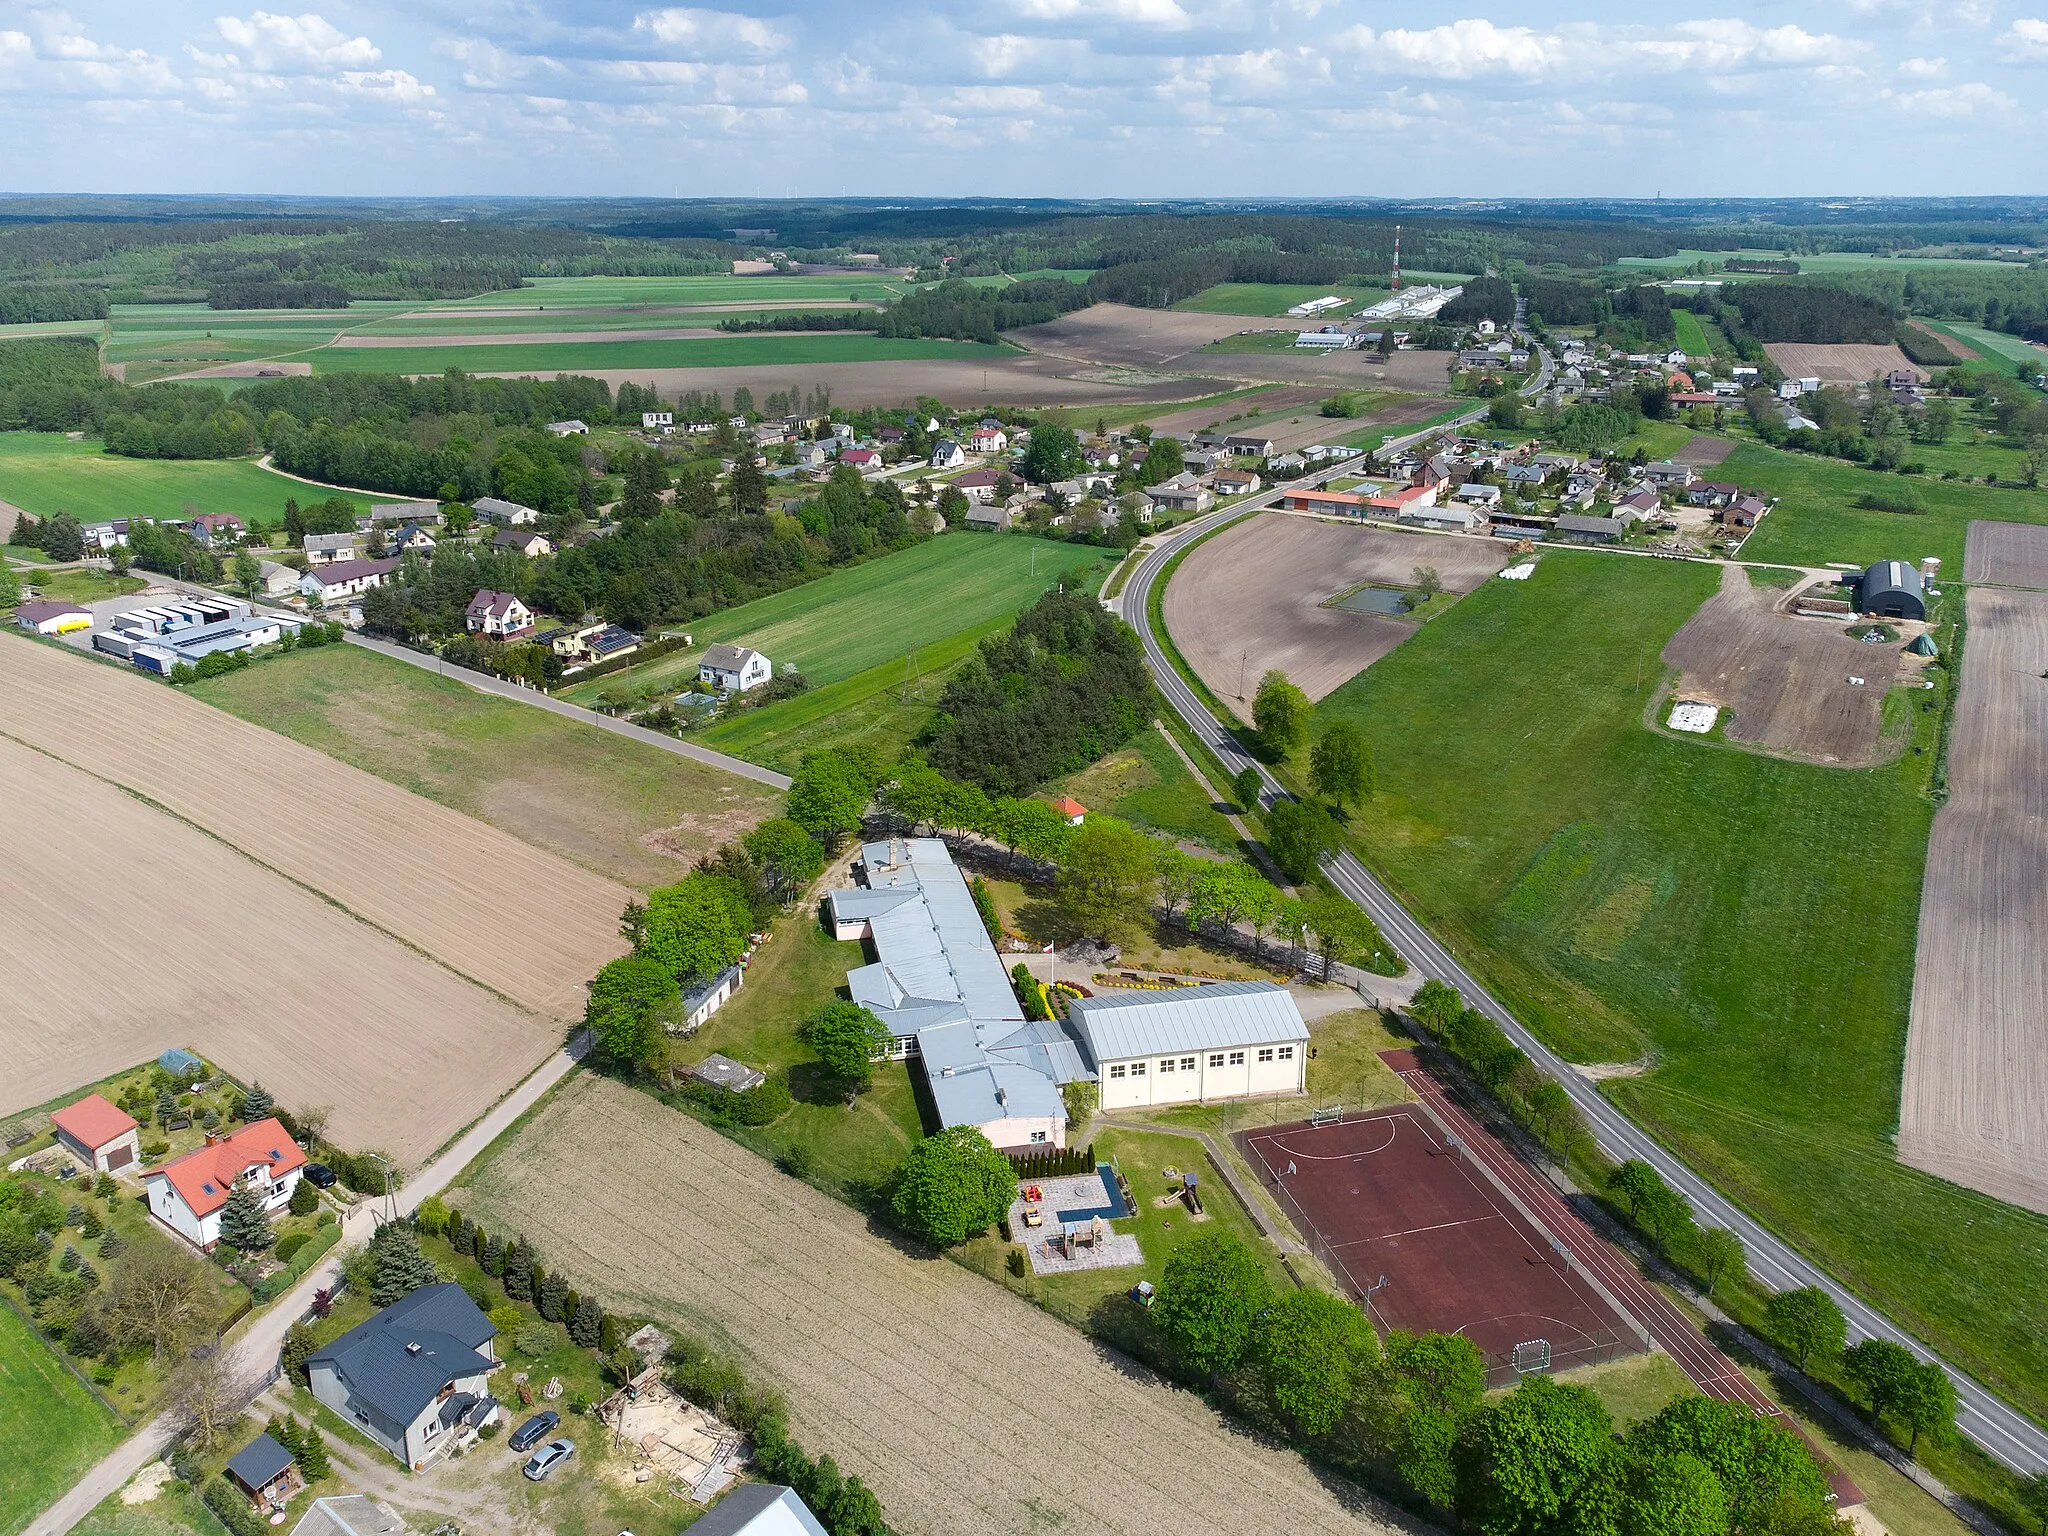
[1112,345,2048,1474]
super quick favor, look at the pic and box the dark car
[522,1438,575,1482]
[507,1411,560,1453]
[302,1163,337,1189]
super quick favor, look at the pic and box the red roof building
[1053,796,1088,824]
[50,1095,142,1172]
[145,1117,308,1249]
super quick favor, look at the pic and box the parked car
[302,1163,337,1189]
[508,1411,559,1453]
[522,1439,575,1481]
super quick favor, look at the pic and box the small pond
[1334,585,1415,616]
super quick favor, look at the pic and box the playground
[1235,1105,1638,1382]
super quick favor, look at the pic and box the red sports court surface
[1236,1105,1637,1373]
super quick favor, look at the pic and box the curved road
[1113,343,2048,1474]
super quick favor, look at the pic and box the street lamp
[364,1152,398,1227]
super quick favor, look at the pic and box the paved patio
[1009,1172,1143,1276]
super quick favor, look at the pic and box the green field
[1614,249,2035,274]
[1054,722,1241,854]
[190,643,778,886]
[0,319,106,342]
[1172,283,1391,317]
[0,432,336,529]
[1007,269,1093,283]
[306,333,1016,376]
[1922,320,2048,368]
[422,274,913,309]
[1717,441,2048,571]
[0,1299,124,1535]
[103,302,415,382]
[1311,547,2048,1418]
[1671,309,1713,358]
[560,534,1110,705]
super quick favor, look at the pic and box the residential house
[544,420,589,436]
[1455,482,1503,509]
[690,1485,830,1536]
[951,468,1004,504]
[643,411,675,432]
[929,440,967,470]
[307,1284,500,1469]
[1053,796,1087,825]
[968,426,1008,454]
[1688,482,1740,509]
[78,518,130,552]
[1501,463,1548,490]
[491,528,554,559]
[545,621,640,667]
[1616,487,1662,519]
[1885,369,1921,390]
[255,559,302,596]
[1147,475,1211,515]
[465,589,534,638]
[1212,469,1262,497]
[189,513,245,546]
[1083,445,1119,470]
[471,497,540,526]
[389,522,437,555]
[965,503,1013,532]
[371,501,440,525]
[14,600,92,636]
[144,1118,306,1250]
[1269,452,1307,478]
[1565,469,1605,501]
[1222,434,1275,459]
[1074,982,1309,1111]
[839,447,881,471]
[50,1094,141,1173]
[302,532,362,565]
[300,557,399,604]
[1643,462,1694,489]
[1555,513,1626,544]
[700,643,773,693]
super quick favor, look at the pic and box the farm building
[1858,560,1926,620]
[308,1283,500,1469]
[1068,982,1309,1111]
[144,1117,307,1250]
[370,501,440,525]
[965,503,1012,532]
[14,599,91,635]
[1278,489,1365,515]
[700,643,773,693]
[1555,514,1626,544]
[49,1094,141,1173]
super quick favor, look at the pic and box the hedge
[252,1222,341,1302]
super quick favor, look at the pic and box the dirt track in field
[0,733,562,1166]
[1164,514,1509,720]
[460,1074,1413,1536]
[1964,520,2048,589]
[1762,342,1923,386]
[1661,564,1907,767]
[0,635,627,1020]
[1901,587,2048,1214]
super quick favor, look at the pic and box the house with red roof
[144,1117,307,1250]
[1052,796,1087,825]
[51,1094,141,1174]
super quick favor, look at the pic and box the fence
[1476,1328,1633,1390]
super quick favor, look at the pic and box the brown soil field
[0,733,561,1166]
[0,635,628,1019]
[1143,385,1326,437]
[1674,436,1737,466]
[160,359,313,380]
[459,1073,1414,1536]
[1963,519,2048,589]
[1901,586,2048,1214]
[1165,515,1509,720]
[1661,564,1906,767]
[1011,305,1454,391]
[1763,343,1923,386]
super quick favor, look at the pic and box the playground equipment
[1176,1172,1204,1216]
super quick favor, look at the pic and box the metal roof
[226,1434,296,1492]
[1862,560,1924,599]
[1069,981,1308,1064]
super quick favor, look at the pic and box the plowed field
[460,1074,1415,1536]
[1762,343,1923,386]
[1964,519,2048,590]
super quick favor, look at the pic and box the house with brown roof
[300,557,399,603]
[491,528,554,559]
[144,1117,307,1250]
[50,1094,141,1173]
[465,590,534,638]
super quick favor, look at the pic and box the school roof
[307,1283,496,1426]
[147,1117,306,1218]
[1068,981,1308,1064]
[689,1484,830,1536]
[226,1434,296,1492]
[51,1094,138,1150]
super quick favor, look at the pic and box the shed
[49,1095,141,1173]
[692,1054,766,1094]
[1858,560,1926,621]
[226,1433,303,1508]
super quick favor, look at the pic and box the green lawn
[1671,310,1713,358]
[1717,441,2048,571]
[305,332,1016,376]
[559,534,1110,705]
[1200,329,1315,353]
[190,643,777,887]
[0,433,342,530]
[1053,724,1241,854]
[1309,547,2048,1419]
[0,1298,125,1535]
[20,568,146,603]
[1172,283,1391,317]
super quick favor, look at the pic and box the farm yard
[1901,582,2048,1216]
[1163,514,1509,718]
[458,1072,1412,1536]
[1660,563,1918,767]
[0,635,628,1022]
[1761,343,1924,387]
[189,642,778,888]
[0,433,332,531]
[0,1296,123,1536]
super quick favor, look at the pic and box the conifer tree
[570,1295,603,1349]
[538,1269,569,1323]
[242,1083,275,1120]
[218,1179,274,1253]
[293,1419,331,1481]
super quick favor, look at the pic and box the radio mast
[1391,224,1402,292]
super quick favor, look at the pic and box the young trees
[890,1127,1016,1247]
[1309,721,1374,812]
[1842,1338,1917,1425]
[1231,765,1264,815]
[799,1001,891,1094]
[1251,670,1310,755]
[1764,1286,1846,1373]
[1153,1230,1271,1379]
[1692,1227,1747,1298]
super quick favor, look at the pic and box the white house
[689,1485,830,1536]
[699,643,773,693]
[144,1118,307,1250]
[49,1094,142,1173]
[388,523,437,555]
[465,589,534,637]
[472,497,540,526]
[1068,982,1308,1111]
[929,440,967,470]
[679,965,744,1033]
[302,532,362,565]
[643,411,674,432]
[307,1284,500,1469]
[969,426,1008,454]
[491,528,554,559]
[301,558,399,604]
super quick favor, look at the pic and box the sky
[4,1,2047,198]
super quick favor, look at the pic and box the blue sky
[4,1,2046,196]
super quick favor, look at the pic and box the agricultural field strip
[1114,390,2048,1474]
[0,636,628,1020]
[465,1075,1414,1536]
[1900,585,2048,1215]
[0,733,561,1166]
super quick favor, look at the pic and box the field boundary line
[0,1283,130,1429]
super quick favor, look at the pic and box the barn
[1858,560,1926,621]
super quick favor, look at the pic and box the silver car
[521,1438,575,1481]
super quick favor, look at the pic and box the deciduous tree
[585,955,680,1071]
[1456,1374,1612,1536]
[800,1001,891,1092]
[1309,721,1374,811]
[891,1127,1016,1247]
[1250,1287,1378,1438]
[1252,670,1310,754]
[1764,1287,1845,1372]
[1154,1230,1270,1378]
[107,1238,211,1362]
[1265,797,1338,881]
[1055,814,1158,943]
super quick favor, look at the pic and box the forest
[1728,281,1901,344]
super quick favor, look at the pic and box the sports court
[1236,1106,1638,1378]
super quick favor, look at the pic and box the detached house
[952,468,1004,504]
[144,1118,306,1250]
[929,440,967,470]
[969,426,1008,454]
[491,528,554,559]
[189,514,245,547]
[302,532,362,565]
[472,497,540,526]
[465,589,534,638]
[300,558,399,604]
[700,643,773,693]
[308,1284,500,1469]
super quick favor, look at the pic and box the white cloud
[214,12,380,71]
[633,8,793,57]
[1343,20,1563,77]
[337,67,433,102]
[1884,81,2015,114]
[1339,17,1856,81]
[1897,55,1947,76]
[2001,18,2048,61]
[0,30,32,65]
[1013,0,1190,27]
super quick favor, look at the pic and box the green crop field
[559,534,1109,706]
[0,432,340,529]
[1717,442,2048,571]
[1614,249,2030,274]
[0,319,106,342]
[1172,283,1391,317]
[1923,321,2048,367]
[103,302,417,381]
[1312,548,2048,1417]
[1672,310,1713,358]
[0,1300,124,1535]
[342,308,868,337]
[424,274,912,309]
[305,333,1015,376]
[1007,269,1093,283]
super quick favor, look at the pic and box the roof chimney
[204,1130,222,1147]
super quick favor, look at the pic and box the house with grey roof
[700,643,772,693]
[1068,982,1308,1111]
[472,496,540,526]
[691,1484,829,1536]
[308,1283,499,1469]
